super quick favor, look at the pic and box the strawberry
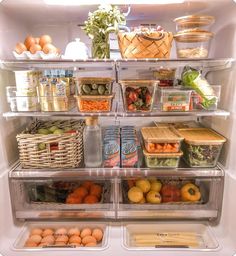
[128,91,138,102]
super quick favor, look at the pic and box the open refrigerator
[0,0,236,256]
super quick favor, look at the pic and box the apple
[135,179,151,193]
[146,190,162,204]
[150,180,162,193]
[128,187,144,203]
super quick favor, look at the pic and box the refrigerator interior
[0,0,236,255]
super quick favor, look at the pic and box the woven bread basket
[118,31,173,58]
[17,119,85,169]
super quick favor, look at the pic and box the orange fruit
[81,181,94,191]
[90,184,102,198]
[66,194,83,204]
[83,195,99,204]
[73,187,88,199]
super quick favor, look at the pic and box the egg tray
[25,180,112,209]
[13,221,108,251]
[121,180,207,206]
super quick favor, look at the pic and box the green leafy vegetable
[83,4,126,59]
[181,66,217,110]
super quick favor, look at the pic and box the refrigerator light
[44,0,184,5]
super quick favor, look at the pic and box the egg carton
[121,179,207,206]
[13,221,109,251]
[13,51,61,60]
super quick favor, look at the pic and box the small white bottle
[83,117,102,167]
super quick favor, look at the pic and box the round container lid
[174,31,214,43]
[174,15,215,27]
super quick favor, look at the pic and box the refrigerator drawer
[9,178,115,220]
[13,221,109,251]
[123,222,219,251]
[118,176,224,222]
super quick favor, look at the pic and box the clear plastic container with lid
[119,80,158,112]
[143,149,183,168]
[141,126,183,153]
[174,15,215,33]
[174,31,213,59]
[178,128,226,167]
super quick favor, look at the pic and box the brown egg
[83,195,99,204]
[15,42,27,54]
[69,235,81,244]
[55,241,66,246]
[30,228,43,236]
[29,44,42,54]
[80,228,92,238]
[24,36,36,50]
[29,234,42,244]
[41,235,55,245]
[68,227,80,237]
[35,37,40,44]
[69,242,82,247]
[82,235,97,245]
[24,240,38,247]
[55,235,69,243]
[39,35,52,47]
[42,228,54,237]
[55,228,67,236]
[43,43,57,54]
[38,242,48,247]
[92,228,103,242]
[85,242,97,247]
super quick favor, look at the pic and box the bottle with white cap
[83,117,102,167]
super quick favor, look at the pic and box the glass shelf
[9,162,224,179]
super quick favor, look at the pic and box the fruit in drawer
[181,183,201,202]
[90,184,102,197]
[66,194,83,204]
[146,191,162,204]
[81,181,94,190]
[137,197,146,204]
[161,184,181,203]
[135,179,151,193]
[150,180,162,192]
[128,186,144,203]
[74,187,88,199]
[83,195,99,204]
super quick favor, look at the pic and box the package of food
[74,94,114,112]
[174,31,213,59]
[40,96,74,112]
[174,15,215,33]
[181,66,218,110]
[160,89,192,112]
[153,68,176,87]
[178,128,226,167]
[14,70,42,90]
[119,80,158,112]
[143,149,183,168]
[78,77,113,95]
[141,127,183,153]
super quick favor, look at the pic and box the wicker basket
[118,31,173,59]
[17,120,85,169]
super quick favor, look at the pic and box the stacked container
[173,15,215,58]
[141,126,183,168]
[75,77,114,112]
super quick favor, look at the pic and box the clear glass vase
[92,34,110,59]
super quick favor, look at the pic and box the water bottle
[83,117,102,167]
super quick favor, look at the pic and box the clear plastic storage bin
[119,80,158,112]
[174,31,213,59]
[178,128,226,167]
[160,89,192,112]
[74,94,114,112]
[77,77,113,95]
[174,15,215,33]
[40,96,75,112]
